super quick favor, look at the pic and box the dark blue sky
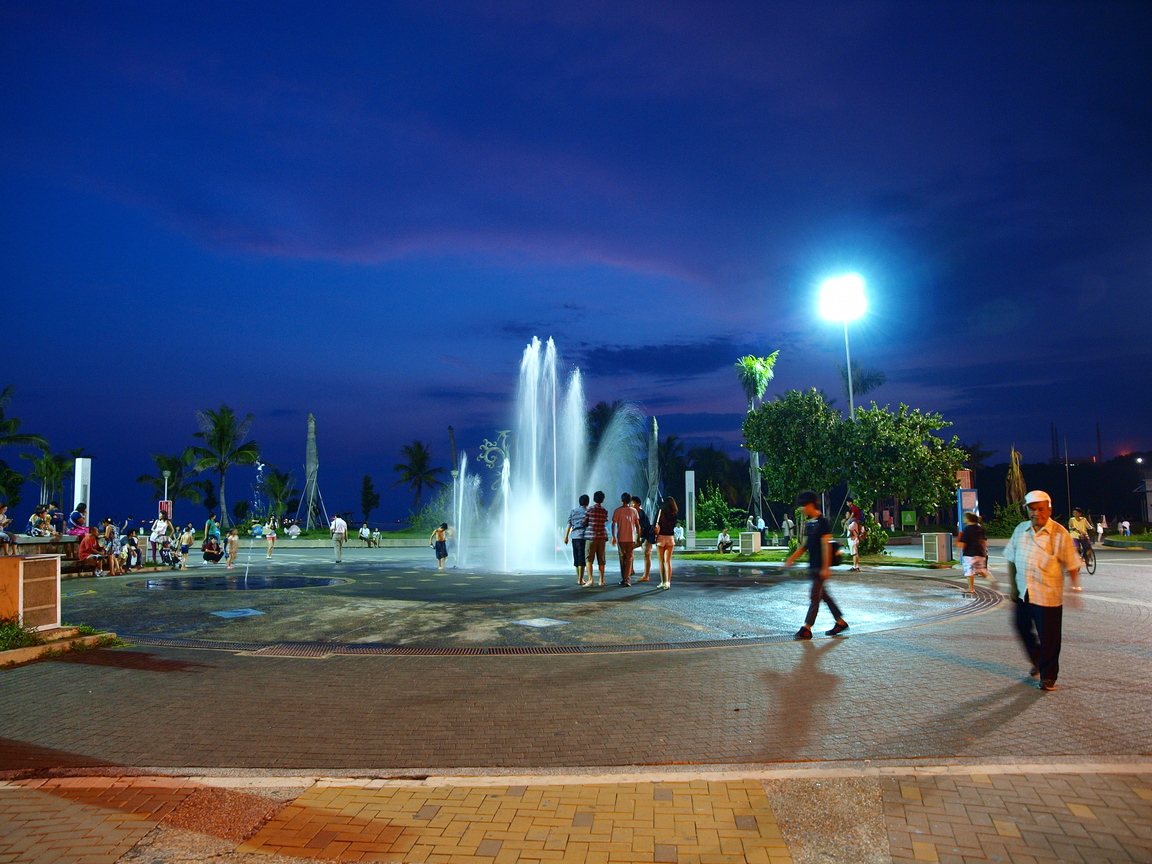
[2,1,1150,523]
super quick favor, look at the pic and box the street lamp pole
[162,470,170,502]
[843,319,855,420]
[818,273,867,421]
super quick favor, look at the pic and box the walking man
[782,513,795,545]
[611,492,640,586]
[584,491,609,586]
[563,494,590,585]
[330,513,348,563]
[1003,490,1080,691]
[784,490,849,640]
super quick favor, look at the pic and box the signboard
[158,500,173,520]
[901,510,916,527]
[957,489,979,526]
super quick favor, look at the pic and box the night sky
[3,1,1150,523]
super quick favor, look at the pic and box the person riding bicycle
[1069,508,1092,554]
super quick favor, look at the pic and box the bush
[0,617,43,652]
[985,502,1025,538]
[858,513,888,555]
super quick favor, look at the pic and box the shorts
[656,535,675,548]
[961,555,988,577]
[847,537,858,554]
[434,540,448,560]
[180,545,190,554]
[570,538,586,567]
[587,537,607,566]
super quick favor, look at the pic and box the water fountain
[493,337,644,571]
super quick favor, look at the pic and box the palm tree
[735,352,779,520]
[137,449,210,508]
[586,400,623,452]
[188,404,261,528]
[392,441,446,510]
[0,386,48,452]
[260,467,299,519]
[838,360,886,400]
[0,458,25,507]
[960,440,998,473]
[20,448,72,506]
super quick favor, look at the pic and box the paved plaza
[1,545,1150,862]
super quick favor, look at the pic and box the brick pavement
[1,767,1151,863]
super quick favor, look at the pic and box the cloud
[576,337,763,380]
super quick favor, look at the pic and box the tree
[742,389,845,502]
[201,480,219,516]
[686,444,747,505]
[0,386,48,452]
[960,440,998,473]
[260,467,299,520]
[20,448,72,506]
[360,475,381,523]
[232,500,250,524]
[734,352,779,520]
[392,441,446,510]
[841,403,966,515]
[838,361,887,400]
[188,404,261,528]
[137,449,209,507]
[0,458,25,507]
[586,400,623,452]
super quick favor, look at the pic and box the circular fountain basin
[128,574,349,591]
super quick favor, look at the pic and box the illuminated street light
[819,273,867,419]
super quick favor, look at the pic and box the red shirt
[78,534,102,560]
[584,503,608,539]
[612,505,640,544]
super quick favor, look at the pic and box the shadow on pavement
[759,639,845,761]
[54,649,213,674]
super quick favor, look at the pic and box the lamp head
[818,273,867,322]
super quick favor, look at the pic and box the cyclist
[1068,508,1092,589]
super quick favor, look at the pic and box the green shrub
[0,617,43,652]
[985,502,1025,538]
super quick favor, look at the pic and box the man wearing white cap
[1002,490,1081,691]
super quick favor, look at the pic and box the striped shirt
[584,503,608,540]
[1003,519,1081,607]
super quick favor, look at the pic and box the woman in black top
[654,497,679,589]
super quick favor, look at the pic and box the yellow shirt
[1068,516,1091,539]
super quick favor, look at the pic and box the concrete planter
[0,627,117,668]
[1103,538,1152,550]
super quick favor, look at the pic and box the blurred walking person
[784,491,849,640]
[226,528,239,569]
[957,512,995,593]
[1003,490,1080,691]
[264,518,277,559]
[330,514,348,563]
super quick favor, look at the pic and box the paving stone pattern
[881,772,1152,864]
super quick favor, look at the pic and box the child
[179,524,196,570]
[957,512,996,594]
[226,528,239,569]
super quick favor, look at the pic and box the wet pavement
[61,547,981,648]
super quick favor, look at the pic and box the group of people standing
[563,492,679,589]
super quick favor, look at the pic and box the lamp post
[818,273,868,420]
[162,470,170,501]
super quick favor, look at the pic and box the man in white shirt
[1003,490,1080,691]
[717,528,732,553]
[330,515,348,563]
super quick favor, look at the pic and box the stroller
[159,538,181,570]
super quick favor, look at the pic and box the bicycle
[1075,538,1096,575]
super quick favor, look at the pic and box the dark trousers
[1014,596,1063,681]
[805,573,843,627]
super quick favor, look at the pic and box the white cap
[1024,490,1052,505]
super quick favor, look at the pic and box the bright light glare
[818,273,867,322]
